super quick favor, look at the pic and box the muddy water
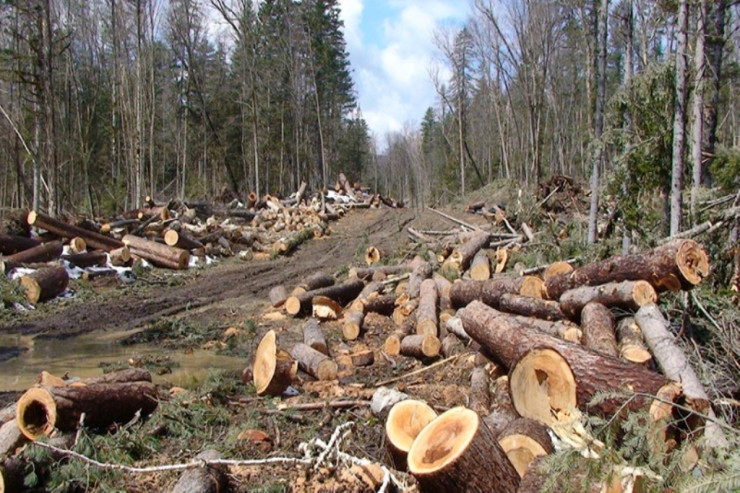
[0,329,246,392]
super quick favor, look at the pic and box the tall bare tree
[670,0,689,235]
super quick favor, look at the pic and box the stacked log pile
[1,174,398,305]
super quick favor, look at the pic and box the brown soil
[1,207,491,492]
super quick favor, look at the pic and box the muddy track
[4,208,417,339]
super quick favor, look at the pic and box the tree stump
[407,407,520,492]
[253,330,297,396]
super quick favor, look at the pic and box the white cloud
[340,0,469,143]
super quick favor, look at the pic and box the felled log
[15,370,158,439]
[407,261,432,298]
[545,239,709,300]
[559,280,657,320]
[350,264,409,281]
[290,343,337,381]
[385,400,437,471]
[441,333,465,356]
[253,330,297,396]
[461,301,675,423]
[469,250,491,280]
[28,211,124,252]
[442,230,490,273]
[468,367,490,416]
[407,407,520,493]
[4,239,62,266]
[0,233,40,255]
[269,285,289,308]
[311,295,342,320]
[350,347,374,367]
[450,276,529,309]
[302,318,328,355]
[392,298,418,325]
[18,266,69,303]
[343,310,365,340]
[354,293,398,316]
[349,281,384,312]
[109,246,132,267]
[483,376,519,437]
[580,302,618,357]
[497,293,564,321]
[274,228,314,255]
[384,313,416,356]
[292,271,335,295]
[285,278,365,317]
[616,317,652,365]
[400,334,441,360]
[0,420,25,459]
[123,234,189,270]
[170,450,229,493]
[62,251,108,268]
[416,279,438,336]
[163,229,204,251]
[636,303,727,447]
[496,418,554,478]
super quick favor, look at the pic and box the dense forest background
[0,0,739,240]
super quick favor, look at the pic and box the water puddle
[0,330,247,392]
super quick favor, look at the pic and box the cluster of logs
[253,223,717,492]
[0,369,158,491]
[1,173,400,305]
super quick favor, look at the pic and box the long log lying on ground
[635,303,727,447]
[15,370,158,439]
[4,240,63,266]
[497,293,564,321]
[284,278,365,317]
[27,211,124,252]
[559,280,657,320]
[442,230,490,273]
[407,407,520,493]
[123,234,190,270]
[545,239,709,300]
[62,251,108,268]
[18,266,69,303]
[385,399,438,471]
[290,343,337,380]
[349,264,409,281]
[461,301,675,420]
[163,229,204,251]
[0,234,40,255]
[292,271,335,294]
[407,260,432,298]
[416,279,438,336]
[302,318,328,354]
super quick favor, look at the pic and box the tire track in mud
[4,208,416,338]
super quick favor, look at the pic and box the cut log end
[253,330,297,396]
[385,399,438,469]
[16,387,57,440]
[407,407,480,474]
[365,246,381,265]
[510,348,577,427]
[676,240,709,286]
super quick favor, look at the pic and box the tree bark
[670,0,689,235]
[269,285,289,308]
[558,280,656,320]
[400,334,441,360]
[342,310,365,341]
[469,367,491,416]
[498,293,564,321]
[0,234,39,255]
[580,302,618,357]
[292,271,335,294]
[302,318,328,355]
[416,279,438,336]
[290,343,337,381]
[407,261,433,298]
[62,251,108,268]
[4,239,62,265]
[443,230,490,273]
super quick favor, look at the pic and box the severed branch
[426,207,483,232]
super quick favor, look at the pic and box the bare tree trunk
[670,0,689,235]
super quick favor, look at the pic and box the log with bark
[545,239,709,300]
[407,260,433,298]
[468,367,491,416]
[342,310,365,340]
[442,230,490,274]
[0,420,25,460]
[109,246,132,267]
[253,330,297,396]
[349,264,410,281]
[384,313,416,356]
[450,275,537,309]
[284,278,365,317]
[0,234,40,255]
[274,228,314,255]
[400,334,441,360]
[123,234,189,270]
[559,280,657,320]
[580,302,618,357]
[62,251,108,268]
[407,407,520,493]
[497,293,564,321]
[616,317,652,365]
[469,249,491,280]
[4,240,63,266]
[15,369,158,439]
[416,279,438,336]
[170,450,229,493]
[18,266,69,303]
[27,211,124,252]
[302,318,328,355]
[290,343,338,381]
[269,285,289,308]
[496,417,554,478]
[292,271,335,295]
[385,399,437,470]
[163,229,204,251]
[461,301,677,423]
[353,293,398,316]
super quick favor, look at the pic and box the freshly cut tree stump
[15,375,158,439]
[407,407,521,493]
[616,317,652,365]
[343,310,365,340]
[496,418,554,478]
[5,239,63,265]
[302,318,328,355]
[0,233,39,255]
[416,279,438,336]
[636,303,727,447]
[28,211,124,252]
[290,343,337,381]
[365,246,382,265]
[253,330,297,396]
[497,293,564,321]
[469,250,491,280]
[559,280,657,320]
[385,399,438,470]
[170,450,228,493]
[442,230,491,274]
[400,334,441,360]
[580,302,618,357]
[292,271,335,294]
[284,278,365,317]
[123,234,189,270]
[19,266,69,303]
[269,285,289,308]
[545,239,709,300]
[461,301,675,420]
[468,367,491,416]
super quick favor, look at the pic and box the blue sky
[338,0,470,141]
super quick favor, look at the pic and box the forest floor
[1,204,498,492]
